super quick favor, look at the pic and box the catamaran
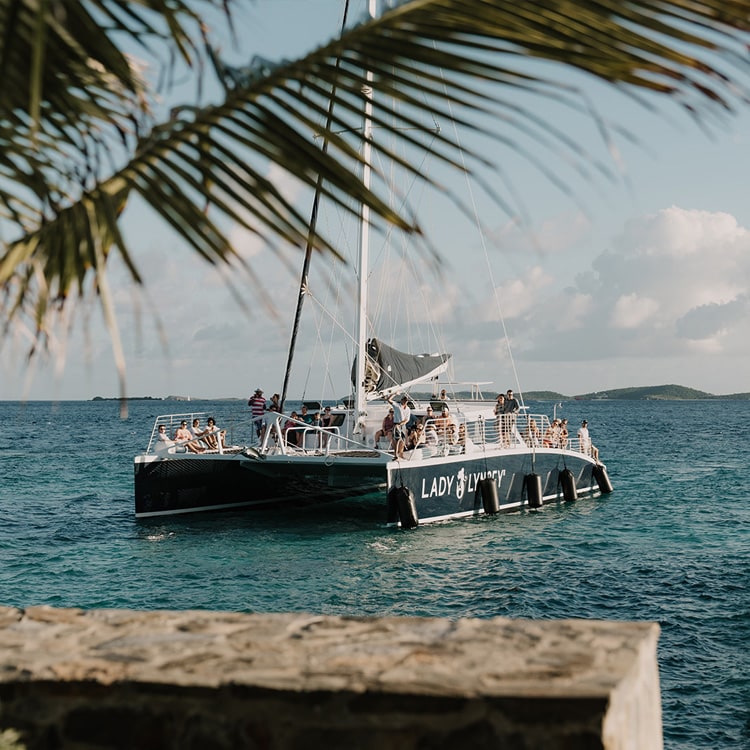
[133,0,613,525]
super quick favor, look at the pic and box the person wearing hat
[248,388,266,440]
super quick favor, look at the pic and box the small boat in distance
[132,1,613,525]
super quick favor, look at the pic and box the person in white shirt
[577,419,599,461]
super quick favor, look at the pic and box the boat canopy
[352,338,451,399]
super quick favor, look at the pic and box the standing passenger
[503,389,520,443]
[389,395,411,459]
[494,394,506,444]
[559,418,569,448]
[248,388,266,439]
[577,420,599,461]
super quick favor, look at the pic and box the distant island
[532,384,750,401]
[414,384,750,401]
[91,396,163,401]
[92,385,750,402]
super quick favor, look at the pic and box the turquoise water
[0,398,748,748]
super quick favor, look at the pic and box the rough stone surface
[0,607,662,749]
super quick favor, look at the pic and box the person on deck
[435,406,457,444]
[175,420,204,454]
[525,417,541,447]
[406,419,426,451]
[560,418,569,449]
[503,389,520,442]
[578,419,599,461]
[320,406,336,448]
[203,417,226,450]
[248,388,266,439]
[190,418,206,444]
[374,408,395,447]
[424,420,439,447]
[388,395,411,459]
[494,394,506,444]
[156,424,174,450]
[283,411,302,448]
[543,421,556,447]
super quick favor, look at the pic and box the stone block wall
[0,606,661,749]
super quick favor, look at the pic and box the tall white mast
[354,0,377,432]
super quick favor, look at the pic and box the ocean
[0,397,748,749]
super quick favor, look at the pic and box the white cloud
[610,293,659,329]
[439,206,750,394]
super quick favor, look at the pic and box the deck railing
[145,409,593,459]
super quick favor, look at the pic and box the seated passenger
[374,409,395,447]
[406,419,426,451]
[525,417,541,446]
[456,423,472,453]
[283,411,302,448]
[175,420,204,454]
[190,419,209,449]
[203,417,226,450]
[424,421,439,446]
[156,424,174,450]
[320,406,336,447]
[434,406,456,442]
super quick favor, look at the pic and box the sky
[3,0,750,401]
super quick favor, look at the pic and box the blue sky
[3,0,750,400]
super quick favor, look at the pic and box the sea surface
[0,397,748,748]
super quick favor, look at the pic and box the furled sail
[352,338,451,399]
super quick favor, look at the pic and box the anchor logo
[456,467,466,500]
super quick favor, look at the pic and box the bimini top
[353,337,451,399]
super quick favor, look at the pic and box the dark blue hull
[134,446,608,524]
[133,451,389,517]
[387,449,602,524]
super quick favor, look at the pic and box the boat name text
[421,468,506,500]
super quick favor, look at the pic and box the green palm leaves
[2,0,750,384]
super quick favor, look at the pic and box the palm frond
[3,0,750,384]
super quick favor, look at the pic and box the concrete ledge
[0,606,661,749]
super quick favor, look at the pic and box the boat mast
[353,0,377,433]
[279,2,351,414]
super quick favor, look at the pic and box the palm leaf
[3,0,750,387]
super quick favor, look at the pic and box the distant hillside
[93,385,750,402]
[572,384,750,400]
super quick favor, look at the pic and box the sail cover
[353,338,451,398]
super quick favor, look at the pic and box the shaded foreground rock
[0,606,661,749]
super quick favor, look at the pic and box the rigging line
[304,287,360,353]
[435,63,524,404]
[377,79,454,375]
[370,137,443,353]
[279,0,351,414]
[296,204,344,400]
[313,247,349,405]
[300,274,354,404]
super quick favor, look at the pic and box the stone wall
[0,606,661,749]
